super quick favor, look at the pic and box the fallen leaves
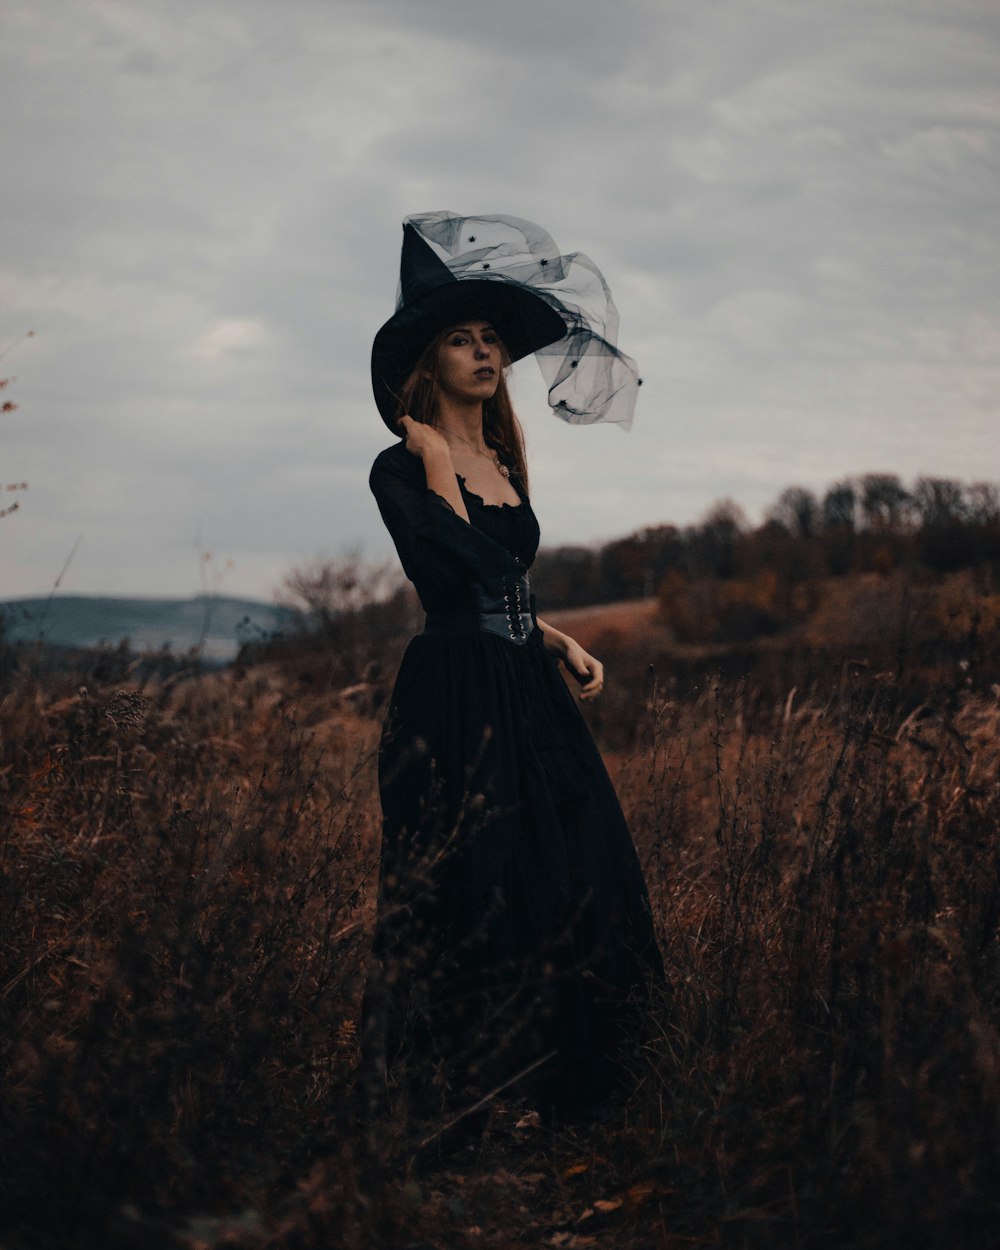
[561,1160,590,1180]
[626,1179,662,1207]
[573,1178,672,1230]
[560,1155,607,1180]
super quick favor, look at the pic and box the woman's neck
[435,398,487,452]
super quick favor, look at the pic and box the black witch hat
[371,212,641,432]
[371,218,567,430]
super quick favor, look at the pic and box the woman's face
[433,320,503,405]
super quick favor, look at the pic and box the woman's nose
[474,338,492,358]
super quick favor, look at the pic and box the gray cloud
[2,0,998,599]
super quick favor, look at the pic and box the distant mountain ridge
[0,594,295,662]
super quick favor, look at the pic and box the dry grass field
[2,579,999,1248]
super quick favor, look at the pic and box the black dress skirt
[361,443,662,1121]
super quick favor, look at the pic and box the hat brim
[371,279,567,429]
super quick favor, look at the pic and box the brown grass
[1,612,999,1248]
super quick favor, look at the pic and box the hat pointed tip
[400,223,454,305]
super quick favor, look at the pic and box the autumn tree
[767,486,820,540]
[686,499,747,579]
[822,480,858,531]
[278,550,410,683]
[860,473,910,530]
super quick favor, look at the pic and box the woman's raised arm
[397,415,470,523]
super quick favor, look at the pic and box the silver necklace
[442,429,510,478]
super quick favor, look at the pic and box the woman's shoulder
[370,441,424,492]
[371,440,415,475]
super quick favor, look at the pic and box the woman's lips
[475,367,495,378]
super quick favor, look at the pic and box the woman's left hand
[562,640,604,701]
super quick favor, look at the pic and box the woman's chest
[461,487,540,568]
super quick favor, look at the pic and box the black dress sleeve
[369,443,520,610]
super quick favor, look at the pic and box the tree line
[271,471,1000,670]
[533,472,1000,613]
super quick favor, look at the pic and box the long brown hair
[395,328,529,489]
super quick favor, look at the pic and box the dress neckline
[455,473,524,511]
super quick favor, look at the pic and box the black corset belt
[423,575,535,646]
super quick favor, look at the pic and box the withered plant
[1,598,999,1248]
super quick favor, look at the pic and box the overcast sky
[2,0,998,602]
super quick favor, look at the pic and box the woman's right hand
[397,415,452,464]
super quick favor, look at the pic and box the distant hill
[0,595,296,662]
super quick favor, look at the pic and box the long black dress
[362,442,662,1121]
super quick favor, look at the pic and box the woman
[361,213,662,1128]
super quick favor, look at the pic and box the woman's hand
[563,639,604,701]
[397,414,451,464]
[536,618,604,700]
